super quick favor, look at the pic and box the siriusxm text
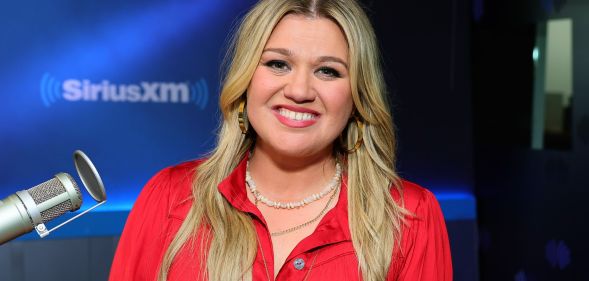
[63,79,191,103]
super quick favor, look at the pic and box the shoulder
[126,158,205,222]
[154,159,204,188]
[153,158,204,185]
[109,159,205,280]
[114,158,206,242]
[143,159,205,213]
[390,179,448,248]
[391,179,441,216]
[389,180,453,280]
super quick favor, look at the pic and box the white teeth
[278,108,316,121]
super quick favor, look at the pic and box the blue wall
[0,0,257,210]
[0,1,477,280]
[0,0,475,240]
[0,0,475,216]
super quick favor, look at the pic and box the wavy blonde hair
[158,0,406,280]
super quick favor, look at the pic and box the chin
[254,128,337,159]
[267,140,333,160]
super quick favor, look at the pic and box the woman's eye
[264,60,289,71]
[316,67,341,78]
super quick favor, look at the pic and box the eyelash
[316,67,341,78]
[264,60,289,71]
[263,60,342,78]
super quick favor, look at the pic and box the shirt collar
[216,154,266,221]
[171,154,352,249]
[217,154,352,246]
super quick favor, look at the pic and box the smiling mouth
[277,108,318,121]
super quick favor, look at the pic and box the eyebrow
[318,56,348,69]
[263,48,292,56]
[262,48,348,69]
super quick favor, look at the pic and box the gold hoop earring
[341,115,364,153]
[238,100,248,134]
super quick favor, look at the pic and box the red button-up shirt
[109,157,452,280]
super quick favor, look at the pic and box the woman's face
[246,14,353,159]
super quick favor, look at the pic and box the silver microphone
[0,150,106,245]
[0,173,82,244]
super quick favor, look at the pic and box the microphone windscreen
[26,174,82,222]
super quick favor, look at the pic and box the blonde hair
[158,0,406,280]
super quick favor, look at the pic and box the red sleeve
[396,186,453,281]
[109,167,173,281]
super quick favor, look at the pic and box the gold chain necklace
[256,235,272,281]
[269,186,339,236]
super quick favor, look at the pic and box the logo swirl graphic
[190,78,209,110]
[40,73,63,108]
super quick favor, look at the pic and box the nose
[283,70,316,103]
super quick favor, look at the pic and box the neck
[248,144,337,201]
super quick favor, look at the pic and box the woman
[109,0,452,280]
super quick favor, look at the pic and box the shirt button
[293,258,305,270]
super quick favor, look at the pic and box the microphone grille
[41,201,71,222]
[27,174,82,222]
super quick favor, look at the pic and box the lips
[271,105,319,128]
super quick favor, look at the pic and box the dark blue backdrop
[0,1,479,280]
[0,0,475,229]
[0,0,258,210]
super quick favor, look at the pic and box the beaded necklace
[245,161,342,209]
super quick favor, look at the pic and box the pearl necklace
[245,161,342,209]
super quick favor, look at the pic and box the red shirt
[109,157,452,280]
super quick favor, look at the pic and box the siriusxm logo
[40,73,209,109]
